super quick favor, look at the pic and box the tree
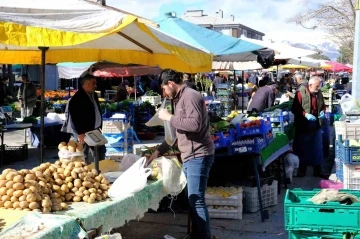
[309,49,330,61]
[337,44,354,63]
[288,0,355,62]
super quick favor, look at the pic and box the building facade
[181,10,265,40]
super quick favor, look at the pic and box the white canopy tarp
[287,57,322,68]
[212,61,263,71]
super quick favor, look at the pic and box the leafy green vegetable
[22,116,38,124]
[145,90,160,96]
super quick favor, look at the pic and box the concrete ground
[0,130,325,239]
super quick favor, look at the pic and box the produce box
[243,180,277,213]
[335,121,360,140]
[288,231,348,239]
[206,187,243,207]
[285,188,360,233]
[208,207,243,220]
[141,95,161,106]
[343,163,360,189]
[236,120,272,138]
[228,137,267,155]
[335,137,360,165]
[334,158,343,182]
[264,110,290,123]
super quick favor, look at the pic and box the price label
[234,146,247,153]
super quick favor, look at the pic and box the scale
[84,130,108,172]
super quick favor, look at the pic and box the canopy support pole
[134,76,137,101]
[39,47,49,164]
[233,70,236,111]
[242,71,245,113]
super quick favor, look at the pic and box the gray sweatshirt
[158,85,214,162]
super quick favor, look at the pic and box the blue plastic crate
[106,146,133,156]
[103,133,133,148]
[212,129,235,149]
[227,138,267,154]
[272,125,290,134]
[236,120,272,138]
[336,138,360,165]
[335,158,343,182]
[265,111,290,123]
[285,189,360,234]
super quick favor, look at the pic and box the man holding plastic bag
[147,69,215,239]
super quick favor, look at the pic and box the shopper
[247,83,278,112]
[0,76,13,106]
[294,73,308,91]
[183,73,197,90]
[291,76,325,177]
[65,74,106,165]
[114,80,129,102]
[17,74,37,118]
[147,69,215,239]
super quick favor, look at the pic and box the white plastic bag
[285,153,299,181]
[340,93,360,114]
[58,149,84,162]
[146,100,177,145]
[161,157,187,196]
[119,154,141,172]
[108,157,151,199]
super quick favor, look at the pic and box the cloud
[106,0,330,45]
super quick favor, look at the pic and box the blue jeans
[183,155,214,239]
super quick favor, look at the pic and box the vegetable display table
[0,180,165,239]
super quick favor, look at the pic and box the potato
[41,199,51,207]
[65,193,74,201]
[19,195,26,202]
[78,173,85,180]
[13,190,23,198]
[43,169,51,176]
[35,171,43,178]
[91,169,98,176]
[99,184,108,190]
[101,193,108,200]
[23,188,32,196]
[89,193,97,200]
[38,177,47,183]
[19,201,29,209]
[0,180,7,188]
[67,182,73,189]
[43,188,50,194]
[61,185,69,193]
[101,178,109,185]
[5,172,17,181]
[57,190,65,196]
[88,188,97,194]
[74,162,82,168]
[74,179,82,188]
[55,160,62,166]
[82,182,93,188]
[73,196,81,202]
[5,181,14,189]
[52,185,60,191]
[93,182,100,189]
[71,171,78,179]
[76,144,83,151]
[13,175,24,183]
[39,181,46,188]
[0,187,7,195]
[63,169,71,177]
[83,176,91,182]
[83,195,90,202]
[4,201,13,209]
[10,195,18,203]
[58,142,67,150]
[54,178,63,185]
[2,169,13,176]
[26,193,37,202]
[87,197,95,204]
[42,207,51,213]
[50,192,59,199]
[96,194,102,201]
[57,168,65,174]
[0,175,5,180]
[68,145,76,152]
[71,187,79,193]
[12,201,20,208]
[51,198,61,204]
[72,168,81,174]
[78,186,86,192]
[25,174,36,181]
[83,190,90,196]
[60,196,65,201]
[6,188,15,196]
[60,202,68,210]
[49,166,56,173]
[75,191,84,197]
[35,193,42,201]
[13,183,24,190]
[67,162,75,169]
[97,189,102,194]
[29,202,39,210]
[2,195,10,201]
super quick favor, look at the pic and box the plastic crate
[335,137,360,165]
[211,130,235,150]
[236,120,272,138]
[1,144,28,164]
[208,207,243,220]
[288,231,345,239]
[272,125,290,134]
[343,163,360,189]
[141,95,161,106]
[285,189,360,233]
[106,146,133,156]
[206,188,243,207]
[228,137,267,155]
[264,110,290,123]
[334,158,343,182]
[243,180,278,213]
[103,132,133,148]
[335,121,360,140]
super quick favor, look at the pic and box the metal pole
[242,71,245,113]
[233,70,236,110]
[39,47,49,164]
[352,0,360,101]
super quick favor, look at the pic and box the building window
[243,29,247,37]
[232,28,239,38]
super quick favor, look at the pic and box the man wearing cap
[247,83,278,112]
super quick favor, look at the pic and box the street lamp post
[352,0,360,101]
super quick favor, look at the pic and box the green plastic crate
[285,189,360,233]
[289,231,350,239]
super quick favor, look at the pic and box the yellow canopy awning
[281,64,309,69]
[0,0,212,73]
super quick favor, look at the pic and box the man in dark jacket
[67,74,106,164]
[17,74,37,118]
[147,69,215,239]
[183,73,197,90]
[247,83,278,112]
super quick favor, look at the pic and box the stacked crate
[243,180,278,213]
[205,187,243,220]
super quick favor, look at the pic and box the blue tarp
[158,16,265,57]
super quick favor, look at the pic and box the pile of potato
[58,141,84,162]
[0,160,111,212]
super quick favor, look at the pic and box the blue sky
[107,0,328,45]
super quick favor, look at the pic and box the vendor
[247,83,278,113]
[0,76,13,106]
[291,76,325,177]
[114,80,129,102]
